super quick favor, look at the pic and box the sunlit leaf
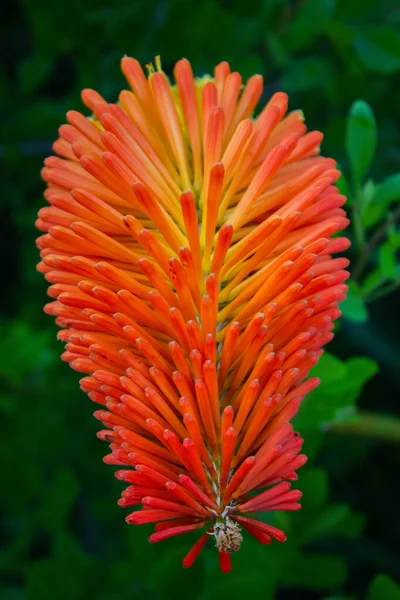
[367,574,400,600]
[362,173,400,227]
[378,241,398,280]
[346,100,376,185]
[341,281,369,323]
[354,26,400,73]
[295,354,378,430]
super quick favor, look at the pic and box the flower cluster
[37,57,349,573]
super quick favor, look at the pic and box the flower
[36,56,349,573]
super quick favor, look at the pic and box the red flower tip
[219,552,232,574]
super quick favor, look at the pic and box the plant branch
[352,187,366,261]
[353,203,400,282]
[329,411,400,444]
[365,279,400,303]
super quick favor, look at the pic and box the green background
[1,0,400,598]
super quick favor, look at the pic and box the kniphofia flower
[36,57,349,573]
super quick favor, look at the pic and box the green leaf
[367,575,400,600]
[0,589,25,600]
[309,352,347,383]
[26,559,81,600]
[341,281,369,322]
[265,33,289,67]
[324,510,365,540]
[372,173,400,206]
[0,321,57,386]
[35,469,79,534]
[300,504,351,543]
[281,57,334,92]
[336,171,352,204]
[359,179,378,227]
[346,100,377,185]
[146,546,203,597]
[25,532,94,600]
[340,356,379,390]
[295,355,378,430]
[361,180,377,207]
[18,54,53,95]
[283,554,347,590]
[362,173,400,228]
[280,0,335,53]
[361,202,384,230]
[299,468,328,510]
[204,538,280,600]
[378,241,398,280]
[354,27,400,74]
[361,268,383,295]
[388,226,400,250]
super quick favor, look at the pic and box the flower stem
[353,203,400,283]
[353,183,366,242]
[365,279,400,303]
[329,411,400,444]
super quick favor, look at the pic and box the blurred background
[1,0,400,598]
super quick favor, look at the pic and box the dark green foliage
[1,0,400,598]
[367,575,400,600]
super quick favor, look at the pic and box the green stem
[353,203,400,283]
[329,411,400,444]
[365,280,400,303]
[353,184,366,249]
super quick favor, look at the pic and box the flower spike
[37,56,348,573]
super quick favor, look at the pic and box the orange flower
[36,57,349,573]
